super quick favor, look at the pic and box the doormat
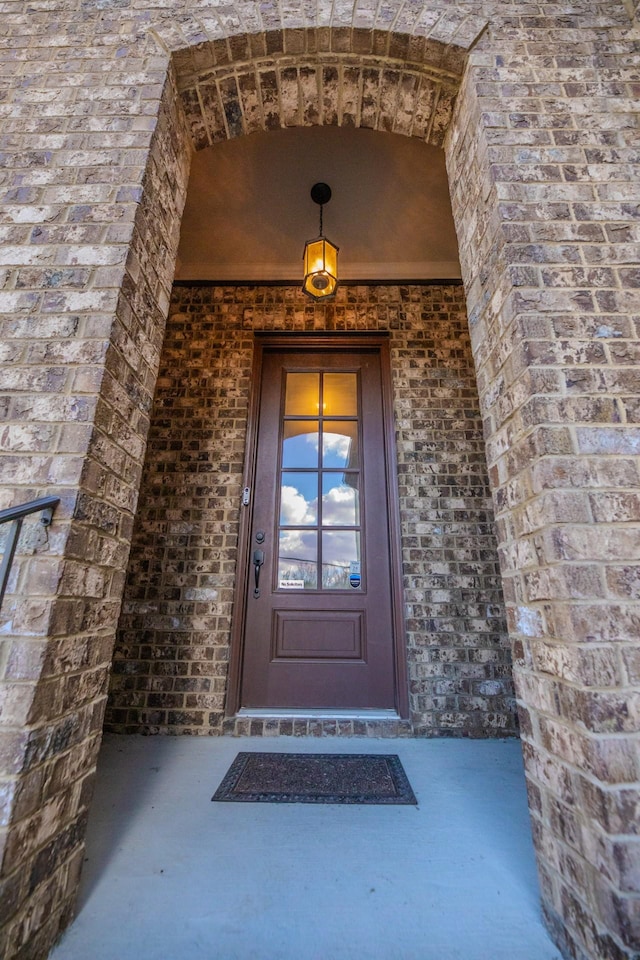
[212,752,417,805]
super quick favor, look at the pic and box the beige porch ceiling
[175,125,461,282]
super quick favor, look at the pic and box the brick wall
[0,67,192,959]
[445,10,640,960]
[0,2,638,959]
[106,283,514,739]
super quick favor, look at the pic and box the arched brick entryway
[0,5,638,960]
[106,27,516,743]
[175,29,463,148]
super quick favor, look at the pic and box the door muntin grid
[277,371,362,592]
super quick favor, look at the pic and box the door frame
[226,332,409,719]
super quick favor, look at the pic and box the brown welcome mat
[212,752,417,805]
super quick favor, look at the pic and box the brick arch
[173,26,484,150]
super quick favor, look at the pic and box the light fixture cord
[319,203,323,237]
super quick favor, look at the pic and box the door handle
[253,549,265,598]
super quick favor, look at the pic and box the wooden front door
[233,337,406,714]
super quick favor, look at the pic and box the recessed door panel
[273,610,364,660]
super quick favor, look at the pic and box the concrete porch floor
[51,735,562,960]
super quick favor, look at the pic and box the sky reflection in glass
[322,474,359,526]
[323,423,358,468]
[282,422,319,468]
[280,473,318,525]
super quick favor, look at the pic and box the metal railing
[0,496,60,611]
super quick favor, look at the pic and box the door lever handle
[253,549,265,598]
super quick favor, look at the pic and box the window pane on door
[322,421,359,468]
[323,373,357,416]
[285,373,320,416]
[280,473,318,525]
[322,474,359,526]
[278,530,317,589]
[282,421,319,468]
[322,530,360,590]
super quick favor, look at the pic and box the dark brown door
[239,343,401,711]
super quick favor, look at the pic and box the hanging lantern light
[302,182,339,301]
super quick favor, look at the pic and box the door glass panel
[323,373,357,416]
[278,530,317,589]
[323,421,359,468]
[322,474,359,526]
[282,421,319,468]
[285,373,320,416]
[277,369,362,593]
[322,531,361,590]
[280,473,318,525]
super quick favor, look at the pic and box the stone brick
[106,284,512,740]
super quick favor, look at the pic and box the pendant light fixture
[302,182,339,301]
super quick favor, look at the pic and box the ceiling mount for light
[302,182,339,301]
[310,182,332,206]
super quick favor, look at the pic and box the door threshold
[237,708,401,720]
